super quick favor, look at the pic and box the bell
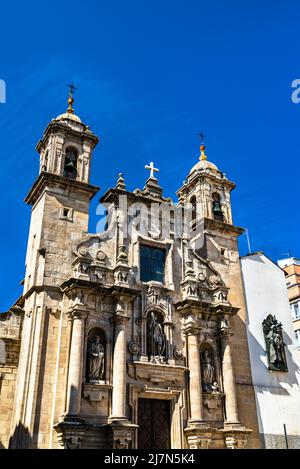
[64,159,77,179]
[212,201,222,213]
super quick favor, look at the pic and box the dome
[189,158,219,175]
[54,112,82,124]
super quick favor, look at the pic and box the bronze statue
[88,336,105,382]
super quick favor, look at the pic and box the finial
[116,172,126,190]
[198,132,207,161]
[145,161,159,179]
[67,82,77,114]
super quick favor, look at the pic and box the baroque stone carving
[201,345,218,392]
[148,312,166,363]
[262,314,288,372]
[128,341,139,355]
[86,328,105,383]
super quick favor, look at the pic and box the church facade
[0,95,261,449]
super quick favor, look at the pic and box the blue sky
[0,0,299,311]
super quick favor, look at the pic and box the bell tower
[176,138,260,446]
[9,91,99,448]
[23,89,99,293]
[177,137,235,226]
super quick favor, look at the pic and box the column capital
[67,308,89,322]
[112,313,130,325]
[184,320,201,337]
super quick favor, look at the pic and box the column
[110,313,129,420]
[164,321,175,365]
[66,309,88,416]
[186,324,203,422]
[220,331,239,424]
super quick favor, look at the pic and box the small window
[294,303,300,319]
[295,329,300,347]
[140,245,165,283]
[63,208,69,217]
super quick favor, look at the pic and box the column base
[108,418,138,449]
[184,421,213,449]
[218,424,252,449]
[54,414,86,449]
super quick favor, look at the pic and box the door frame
[129,385,185,449]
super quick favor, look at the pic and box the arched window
[147,310,166,363]
[200,343,218,392]
[189,195,197,229]
[64,147,78,180]
[212,192,223,221]
[86,328,106,383]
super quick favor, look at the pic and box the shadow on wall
[8,422,32,449]
[242,296,300,448]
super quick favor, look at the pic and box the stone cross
[145,161,159,179]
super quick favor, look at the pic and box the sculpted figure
[201,349,216,392]
[262,314,287,371]
[149,312,165,358]
[88,336,104,382]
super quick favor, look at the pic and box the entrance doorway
[137,398,171,449]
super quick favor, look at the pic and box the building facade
[0,97,261,449]
[241,253,300,449]
[278,258,300,356]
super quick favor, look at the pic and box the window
[291,302,300,320]
[294,329,300,347]
[140,245,165,283]
[189,196,197,230]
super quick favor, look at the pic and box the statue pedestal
[217,423,252,449]
[107,418,138,449]
[184,421,213,449]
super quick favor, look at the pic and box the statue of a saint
[267,325,285,364]
[88,336,105,382]
[201,349,216,392]
[148,312,165,359]
[262,314,288,372]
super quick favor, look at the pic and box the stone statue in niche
[148,312,166,363]
[201,347,218,392]
[87,336,105,382]
[262,314,288,372]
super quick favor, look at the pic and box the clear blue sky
[0,0,299,311]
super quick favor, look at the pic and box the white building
[241,252,300,449]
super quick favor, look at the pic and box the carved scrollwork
[128,341,139,355]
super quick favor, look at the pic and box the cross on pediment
[145,161,159,179]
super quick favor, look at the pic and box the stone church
[0,93,261,449]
